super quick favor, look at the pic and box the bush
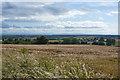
[36,35,49,44]
[62,38,71,44]
[81,41,87,44]
[72,38,79,44]
[49,42,59,44]
[106,39,112,46]
[111,39,115,45]
[99,37,104,42]
[98,42,105,45]
[92,42,98,45]
[20,48,28,54]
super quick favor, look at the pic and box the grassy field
[2,44,118,78]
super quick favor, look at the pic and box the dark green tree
[98,42,105,45]
[81,41,87,44]
[62,38,71,44]
[3,38,14,44]
[92,42,98,45]
[99,37,104,42]
[106,39,112,46]
[111,39,115,45]
[72,38,79,44]
[36,35,48,44]
[8,38,13,41]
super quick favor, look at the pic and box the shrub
[62,38,72,44]
[20,48,28,54]
[106,39,112,46]
[98,42,105,45]
[81,41,87,44]
[36,35,49,44]
[92,42,98,45]
[72,38,79,44]
[48,42,59,44]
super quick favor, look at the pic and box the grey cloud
[3,2,16,9]
[1,22,11,28]
[24,26,52,29]
[43,6,68,15]
[4,19,39,22]
[2,2,69,21]
[2,22,53,29]
[81,7,101,13]
[2,22,21,28]
[64,26,101,29]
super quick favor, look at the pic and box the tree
[81,41,87,44]
[92,42,99,45]
[36,35,48,44]
[71,38,79,44]
[106,39,112,46]
[62,38,71,44]
[93,37,97,41]
[99,37,104,42]
[98,42,105,45]
[25,39,31,42]
[111,39,115,45]
[3,38,14,44]
[97,37,105,45]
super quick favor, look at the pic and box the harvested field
[2,44,119,78]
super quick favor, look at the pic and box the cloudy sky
[1,2,118,35]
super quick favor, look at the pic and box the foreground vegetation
[2,44,118,78]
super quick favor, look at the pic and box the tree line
[2,35,116,46]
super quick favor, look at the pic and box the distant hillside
[2,35,119,40]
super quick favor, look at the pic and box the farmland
[2,35,119,47]
[2,44,118,78]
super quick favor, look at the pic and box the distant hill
[2,35,119,40]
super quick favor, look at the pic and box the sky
[1,2,118,35]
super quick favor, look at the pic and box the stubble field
[2,44,118,78]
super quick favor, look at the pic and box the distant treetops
[2,35,117,46]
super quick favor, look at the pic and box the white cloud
[1,0,119,2]
[9,27,14,30]
[0,17,2,22]
[106,11,118,16]
[46,21,107,28]
[99,2,117,7]
[81,8,101,13]
[3,20,117,35]
[1,27,104,35]
[111,11,118,14]
[14,17,27,20]
[2,17,9,21]
[4,10,86,21]
[32,4,45,7]
[98,17,104,20]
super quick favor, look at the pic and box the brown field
[2,44,119,78]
